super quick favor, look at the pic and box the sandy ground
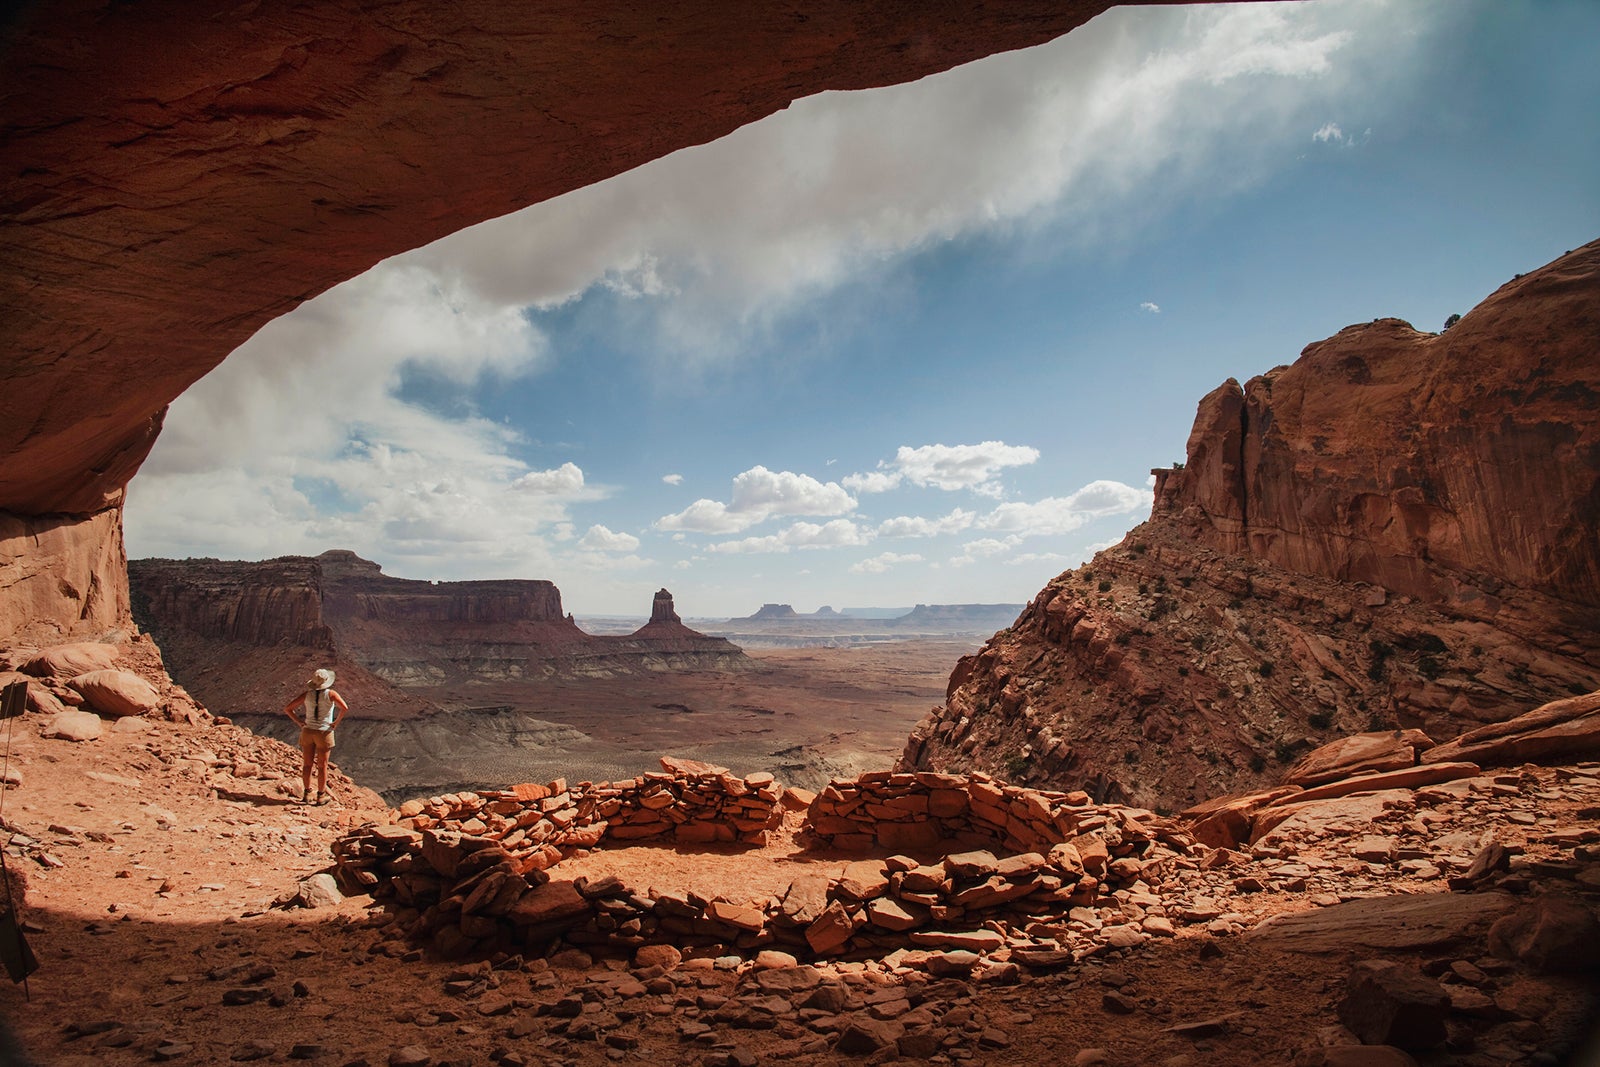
[233,641,973,804]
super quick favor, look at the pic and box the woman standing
[282,668,349,805]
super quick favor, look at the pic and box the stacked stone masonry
[335,766,1199,964]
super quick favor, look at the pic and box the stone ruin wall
[334,768,1196,965]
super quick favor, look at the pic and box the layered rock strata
[900,242,1600,812]
[129,552,749,721]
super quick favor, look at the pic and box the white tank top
[306,689,335,730]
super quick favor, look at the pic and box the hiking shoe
[301,789,313,804]
[315,792,333,806]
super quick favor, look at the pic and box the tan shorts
[299,727,335,752]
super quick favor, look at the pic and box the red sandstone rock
[901,242,1600,811]
[126,551,748,721]
[1488,897,1600,974]
[1182,786,1304,849]
[22,642,121,680]
[67,669,160,718]
[1261,762,1481,810]
[1420,690,1600,768]
[1283,730,1435,788]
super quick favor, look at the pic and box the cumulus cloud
[851,552,924,575]
[578,524,641,553]
[122,262,624,580]
[513,463,586,494]
[876,509,978,539]
[1313,121,1345,142]
[707,519,874,555]
[656,466,856,533]
[1140,301,1161,314]
[979,479,1153,536]
[848,442,1039,497]
[662,473,684,485]
[841,470,904,494]
[950,536,1022,567]
[1007,551,1071,567]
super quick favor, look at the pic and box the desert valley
[3,3,1600,1067]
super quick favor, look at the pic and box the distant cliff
[130,553,750,718]
[901,240,1600,812]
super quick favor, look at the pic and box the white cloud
[662,473,684,485]
[391,2,1404,365]
[512,462,587,494]
[851,552,924,575]
[841,470,903,494]
[980,479,1153,536]
[893,442,1040,493]
[707,519,873,554]
[1313,121,1344,142]
[1140,301,1161,314]
[578,524,641,553]
[950,537,1022,567]
[1007,551,1071,567]
[876,509,977,539]
[656,465,855,533]
[848,442,1039,498]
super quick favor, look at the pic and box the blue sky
[125,0,1600,617]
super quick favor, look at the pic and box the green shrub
[1098,580,1113,592]
[1308,710,1334,730]
[1258,661,1276,678]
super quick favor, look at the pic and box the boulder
[22,642,120,680]
[1488,897,1600,973]
[1421,691,1600,769]
[1182,786,1303,848]
[1283,730,1434,788]
[1265,762,1480,809]
[297,873,343,909]
[1249,892,1515,953]
[67,669,160,717]
[41,708,102,742]
[1336,960,1449,1049]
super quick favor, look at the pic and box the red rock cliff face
[1155,245,1600,608]
[902,241,1600,812]
[130,551,750,717]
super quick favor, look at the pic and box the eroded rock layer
[129,551,749,721]
[901,241,1600,813]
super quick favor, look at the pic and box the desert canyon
[2,2,1599,1067]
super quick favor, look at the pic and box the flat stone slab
[1248,892,1515,953]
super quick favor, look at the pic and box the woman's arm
[330,690,350,727]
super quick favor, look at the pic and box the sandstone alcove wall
[1,0,1155,645]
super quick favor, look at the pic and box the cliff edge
[900,240,1600,812]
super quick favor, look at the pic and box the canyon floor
[4,685,1600,1066]
[232,642,970,804]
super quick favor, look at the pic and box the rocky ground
[3,695,1599,1066]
